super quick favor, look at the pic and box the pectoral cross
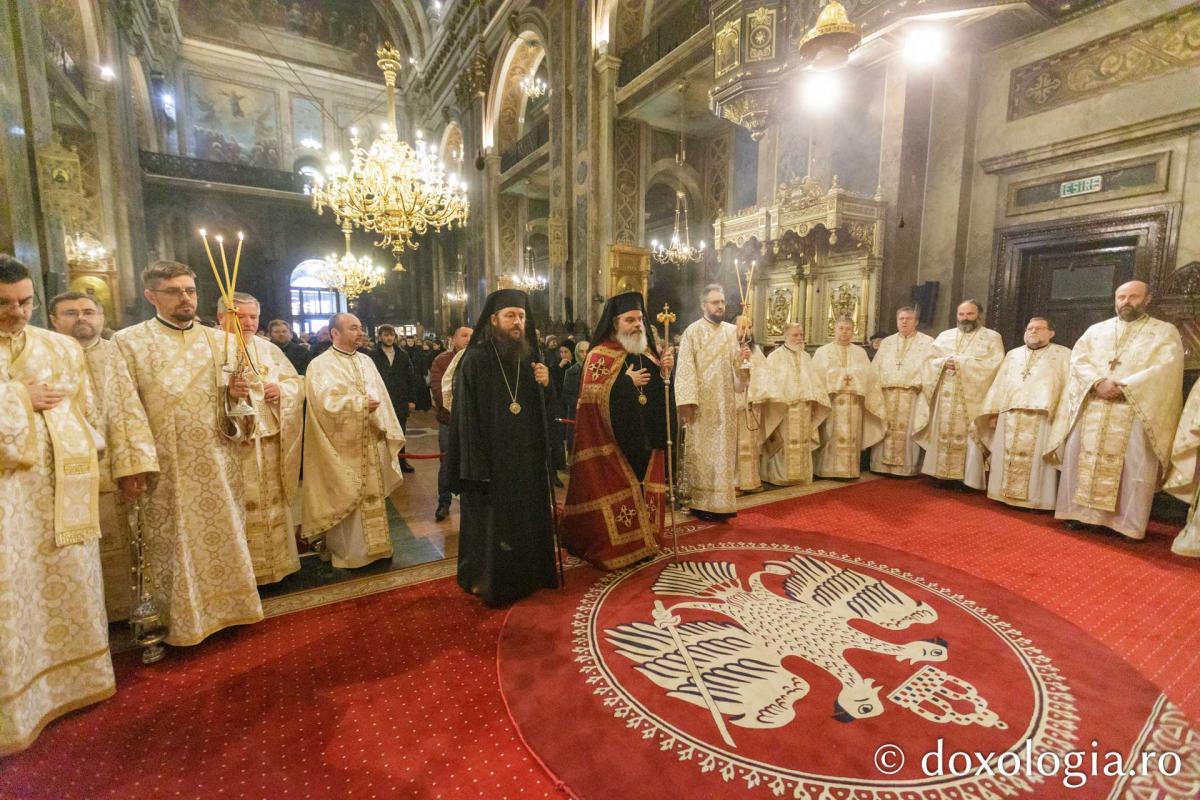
[842,375,853,388]
[1108,357,1120,370]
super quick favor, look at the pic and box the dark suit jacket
[370,346,418,417]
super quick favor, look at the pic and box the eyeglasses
[0,298,37,313]
[150,287,198,299]
[53,308,101,319]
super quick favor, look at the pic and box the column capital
[594,53,622,74]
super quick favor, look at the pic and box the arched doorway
[289,259,346,334]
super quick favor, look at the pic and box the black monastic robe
[448,344,558,607]
[610,353,675,481]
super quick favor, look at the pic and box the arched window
[289,259,346,334]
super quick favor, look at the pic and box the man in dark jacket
[430,325,472,521]
[268,319,311,374]
[371,324,418,472]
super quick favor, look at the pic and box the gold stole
[10,336,100,546]
[784,401,813,483]
[999,409,1043,502]
[933,371,969,479]
[881,387,918,466]
[1073,397,1135,512]
[826,393,864,476]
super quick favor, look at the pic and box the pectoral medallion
[638,394,648,406]
[509,401,522,415]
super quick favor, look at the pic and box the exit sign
[1060,175,1103,197]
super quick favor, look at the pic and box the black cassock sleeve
[447,348,491,490]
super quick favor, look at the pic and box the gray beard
[617,330,647,355]
[957,320,979,333]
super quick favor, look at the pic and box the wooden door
[1017,242,1136,349]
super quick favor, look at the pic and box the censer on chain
[127,498,167,664]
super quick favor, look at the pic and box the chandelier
[512,242,547,292]
[320,223,386,302]
[652,82,706,266]
[65,231,108,269]
[520,74,547,99]
[311,44,469,265]
[444,270,468,305]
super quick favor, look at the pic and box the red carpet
[0,577,562,800]
[3,479,1198,799]
[498,479,1200,799]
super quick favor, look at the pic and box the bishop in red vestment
[562,292,676,569]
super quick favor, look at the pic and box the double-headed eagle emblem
[606,556,1003,748]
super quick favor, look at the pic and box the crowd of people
[4,246,1199,757]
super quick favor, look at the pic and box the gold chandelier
[311,44,469,266]
[652,82,706,267]
[320,223,386,302]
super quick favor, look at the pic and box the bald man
[1049,281,1183,540]
[302,313,406,568]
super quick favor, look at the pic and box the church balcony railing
[500,117,549,174]
[139,150,309,194]
[617,2,709,87]
[43,28,86,96]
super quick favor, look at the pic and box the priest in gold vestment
[218,294,303,584]
[967,318,1070,510]
[812,316,885,479]
[915,300,1005,484]
[1051,281,1183,539]
[114,261,263,647]
[0,257,113,755]
[870,307,934,476]
[676,284,752,521]
[1164,379,1200,557]
[303,313,405,568]
[749,323,829,486]
[49,291,158,620]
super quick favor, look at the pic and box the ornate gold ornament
[746,7,776,62]
[714,18,741,77]
[827,283,859,336]
[312,44,469,263]
[797,1,862,71]
[767,287,793,337]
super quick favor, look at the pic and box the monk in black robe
[562,292,677,569]
[448,289,558,607]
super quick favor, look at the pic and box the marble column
[876,58,933,330]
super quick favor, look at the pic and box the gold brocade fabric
[737,402,763,492]
[933,371,970,480]
[113,320,263,647]
[818,393,865,478]
[83,338,158,620]
[881,387,919,467]
[0,344,114,756]
[675,319,743,514]
[999,408,1044,502]
[83,338,157,493]
[240,338,303,585]
[1072,397,1136,512]
[301,348,405,549]
[3,328,101,546]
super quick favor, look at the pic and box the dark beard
[1117,305,1145,322]
[957,320,978,332]
[491,327,530,362]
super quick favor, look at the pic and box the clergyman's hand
[678,404,697,426]
[738,346,752,365]
[659,347,675,374]
[944,357,957,373]
[1095,378,1124,401]
[118,472,150,503]
[228,375,250,399]
[368,397,381,412]
[263,382,281,403]
[408,402,416,412]
[626,364,651,388]
[24,379,65,412]
[534,363,550,387]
